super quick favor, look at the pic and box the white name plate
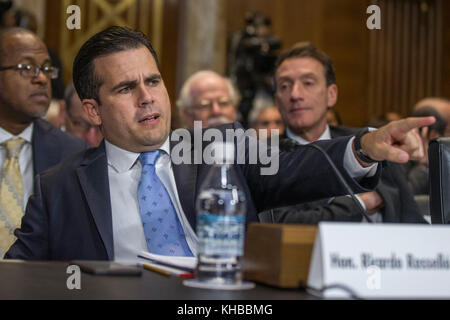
[307,222,450,298]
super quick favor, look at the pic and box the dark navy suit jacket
[32,118,88,176]
[259,126,425,224]
[6,122,380,261]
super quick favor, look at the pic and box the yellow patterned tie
[0,138,26,257]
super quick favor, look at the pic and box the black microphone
[304,143,374,223]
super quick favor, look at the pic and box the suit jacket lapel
[170,131,198,230]
[76,141,114,260]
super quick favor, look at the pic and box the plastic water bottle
[195,142,247,287]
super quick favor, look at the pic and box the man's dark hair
[274,43,336,87]
[411,106,446,137]
[73,26,160,103]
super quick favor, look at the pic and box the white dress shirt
[105,138,198,263]
[0,124,34,211]
[286,125,383,222]
[286,126,378,178]
[109,127,384,262]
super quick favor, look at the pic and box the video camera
[228,12,282,125]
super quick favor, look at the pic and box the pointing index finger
[393,116,436,134]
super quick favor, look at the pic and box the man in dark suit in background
[262,44,426,224]
[0,28,87,256]
[5,27,432,261]
[414,97,450,137]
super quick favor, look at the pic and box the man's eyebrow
[277,76,293,83]
[300,73,318,79]
[111,74,162,91]
[18,56,51,65]
[145,74,162,82]
[111,79,137,91]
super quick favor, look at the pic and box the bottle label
[197,213,245,256]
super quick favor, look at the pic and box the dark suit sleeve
[258,196,363,224]
[4,175,50,260]
[258,162,427,225]
[241,133,381,213]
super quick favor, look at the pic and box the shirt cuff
[354,194,367,211]
[352,195,384,223]
[344,137,378,178]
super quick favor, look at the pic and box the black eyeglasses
[0,63,59,79]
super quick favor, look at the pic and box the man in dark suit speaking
[5,27,434,261]
[0,28,87,257]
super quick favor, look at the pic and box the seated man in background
[326,108,342,127]
[64,82,103,147]
[414,97,450,136]
[0,28,87,257]
[406,107,446,195]
[177,70,240,128]
[44,99,65,128]
[248,102,285,139]
[259,44,427,224]
[43,55,65,128]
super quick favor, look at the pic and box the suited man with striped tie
[0,28,87,257]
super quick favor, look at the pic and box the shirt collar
[0,122,34,145]
[105,137,171,173]
[286,125,331,145]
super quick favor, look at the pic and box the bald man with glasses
[0,28,87,258]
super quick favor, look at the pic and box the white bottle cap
[211,141,235,164]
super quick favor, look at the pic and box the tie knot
[2,138,25,159]
[139,150,160,166]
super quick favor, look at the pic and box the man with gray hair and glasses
[177,70,241,128]
[0,28,87,257]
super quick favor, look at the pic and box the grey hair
[176,70,240,114]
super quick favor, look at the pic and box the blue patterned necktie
[138,150,193,256]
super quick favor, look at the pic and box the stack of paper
[137,252,197,277]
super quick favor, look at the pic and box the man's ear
[82,99,102,126]
[327,84,338,108]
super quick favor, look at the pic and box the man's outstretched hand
[358,117,436,165]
